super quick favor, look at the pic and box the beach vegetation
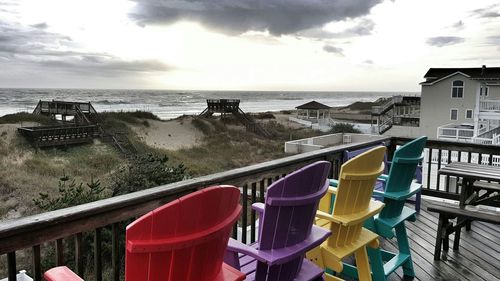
[33,174,105,211]
[164,118,322,176]
[0,112,54,125]
[111,153,188,196]
[329,123,362,134]
[252,112,276,119]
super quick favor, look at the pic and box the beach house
[419,66,500,143]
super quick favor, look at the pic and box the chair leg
[453,222,461,251]
[434,215,446,261]
[395,223,415,277]
[354,247,372,281]
[415,191,421,212]
[367,246,387,281]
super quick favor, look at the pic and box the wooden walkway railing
[2,136,500,280]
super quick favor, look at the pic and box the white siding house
[420,66,500,143]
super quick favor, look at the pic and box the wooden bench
[456,179,500,207]
[427,201,500,261]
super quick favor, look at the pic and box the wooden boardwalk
[377,199,500,281]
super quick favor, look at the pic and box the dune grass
[0,112,55,125]
[0,127,123,218]
[164,117,322,176]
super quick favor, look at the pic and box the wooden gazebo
[295,101,331,122]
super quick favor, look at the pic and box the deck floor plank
[373,199,500,281]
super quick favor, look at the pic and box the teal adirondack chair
[364,136,427,280]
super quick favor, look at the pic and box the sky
[0,0,499,91]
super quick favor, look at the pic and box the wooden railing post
[75,233,84,277]
[94,228,102,281]
[32,245,41,281]
[7,252,16,281]
[112,223,120,281]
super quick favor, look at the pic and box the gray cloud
[129,0,382,36]
[482,12,500,18]
[364,59,373,64]
[31,22,48,29]
[298,18,375,39]
[452,20,464,30]
[0,19,173,76]
[426,36,465,47]
[488,35,500,42]
[38,57,172,76]
[473,5,500,18]
[323,45,343,55]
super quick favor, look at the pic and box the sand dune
[130,117,202,150]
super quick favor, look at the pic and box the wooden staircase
[199,99,271,138]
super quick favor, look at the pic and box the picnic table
[438,162,500,208]
[430,162,500,260]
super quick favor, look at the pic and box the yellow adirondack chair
[307,146,386,281]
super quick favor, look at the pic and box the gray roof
[423,66,500,84]
[296,101,331,110]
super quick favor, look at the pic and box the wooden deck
[379,198,500,281]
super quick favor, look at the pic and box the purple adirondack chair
[224,161,332,281]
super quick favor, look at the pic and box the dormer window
[451,80,464,98]
[480,86,489,97]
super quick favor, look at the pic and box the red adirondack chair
[44,186,245,281]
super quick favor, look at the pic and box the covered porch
[295,101,331,122]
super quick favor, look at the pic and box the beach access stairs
[199,99,271,138]
[371,96,420,134]
[21,100,137,156]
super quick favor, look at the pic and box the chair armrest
[377,174,389,182]
[252,203,265,215]
[317,201,385,226]
[227,226,330,266]
[316,210,334,221]
[373,181,421,201]
[44,266,83,281]
[227,238,267,263]
[327,186,338,194]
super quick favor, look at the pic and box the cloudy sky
[0,0,499,91]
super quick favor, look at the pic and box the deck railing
[479,99,500,112]
[437,124,474,140]
[0,137,392,281]
[393,137,500,200]
[2,136,500,281]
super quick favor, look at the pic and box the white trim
[451,79,465,98]
[480,85,489,97]
[450,108,458,121]
[420,71,471,85]
[465,109,473,119]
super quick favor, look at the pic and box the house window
[450,109,458,120]
[480,86,489,97]
[465,109,473,119]
[451,80,464,98]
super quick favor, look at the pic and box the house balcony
[437,123,475,141]
[1,137,499,281]
[479,99,500,119]
[437,123,500,144]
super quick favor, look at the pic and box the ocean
[0,89,418,120]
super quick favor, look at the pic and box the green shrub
[111,153,188,196]
[329,123,362,134]
[33,174,105,211]
[0,112,54,125]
